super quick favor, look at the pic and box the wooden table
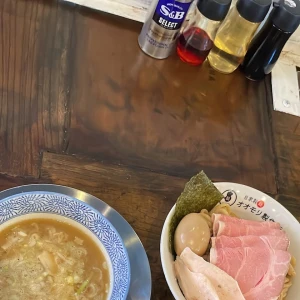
[1,1,300,299]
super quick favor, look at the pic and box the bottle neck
[259,17,293,44]
[188,9,222,40]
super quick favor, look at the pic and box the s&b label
[153,0,192,30]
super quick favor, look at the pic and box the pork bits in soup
[0,219,110,300]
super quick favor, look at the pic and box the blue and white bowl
[0,191,131,300]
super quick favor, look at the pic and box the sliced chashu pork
[212,214,280,235]
[210,246,291,300]
[214,221,287,238]
[174,247,245,300]
[211,235,289,251]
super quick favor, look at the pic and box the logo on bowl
[219,192,275,223]
[221,190,237,206]
[240,195,275,222]
[257,200,265,208]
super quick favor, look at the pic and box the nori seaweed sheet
[169,171,223,252]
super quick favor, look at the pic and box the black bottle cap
[271,0,300,33]
[236,0,272,23]
[197,0,232,21]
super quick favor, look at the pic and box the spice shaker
[138,0,194,59]
[177,0,231,66]
[207,0,272,74]
[241,0,300,81]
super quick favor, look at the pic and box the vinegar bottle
[241,1,300,80]
[177,0,231,66]
[207,0,272,74]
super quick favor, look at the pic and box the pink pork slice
[210,246,291,300]
[214,221,287,238]
[212,214,281,237]
[211,235,289,251]
[175,247,245,300]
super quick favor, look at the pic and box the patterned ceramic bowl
[0,190,131,300]
[160,182,300,300]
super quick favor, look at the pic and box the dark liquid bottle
[241,2,300,81]
[176,0,231,66]
[177,27,214,65]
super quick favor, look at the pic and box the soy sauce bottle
[177,0,231,66]
[240,0,300,81]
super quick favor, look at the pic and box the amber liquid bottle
[207,0,272,74]
[207,11,260,73]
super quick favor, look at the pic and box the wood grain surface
[68,6,277,194]
[265,78,300,199]
[0,1,300,299]
[0,0,74,176]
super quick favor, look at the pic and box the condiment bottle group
[138,0,299,82]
